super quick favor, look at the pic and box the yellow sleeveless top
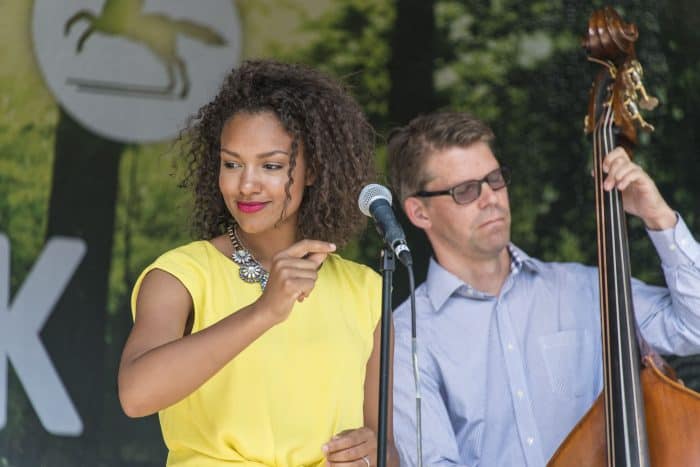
[131,241,381,466]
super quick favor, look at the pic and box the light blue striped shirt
[392,215,700,466]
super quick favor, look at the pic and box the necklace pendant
[233,249,251,264]
[239,264,262,282]
[228,224,268,290]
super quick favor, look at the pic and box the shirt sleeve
[393,304,472,467]
[130,245,207,323]
[633,214,700,355]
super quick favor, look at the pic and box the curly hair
[387,112,494,204]
[180,59,376,247]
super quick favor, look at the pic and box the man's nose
[477,180,499,207]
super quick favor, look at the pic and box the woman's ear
[305,167,316,186]
[403,197,431,230]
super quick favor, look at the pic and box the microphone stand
[377,246,394,467]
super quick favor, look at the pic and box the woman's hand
[323,427,377,466]
[254,239,336,324]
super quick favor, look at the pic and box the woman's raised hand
[255,239,336,324]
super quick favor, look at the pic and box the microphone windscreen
[358,184,393,217]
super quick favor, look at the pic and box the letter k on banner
[0,234,85,435]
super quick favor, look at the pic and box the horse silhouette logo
[33,0,241,143]
[64,0,227,99]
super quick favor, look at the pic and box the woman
[118,59,398,467]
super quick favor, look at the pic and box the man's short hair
[387,111,495,205]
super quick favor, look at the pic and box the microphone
[358,184,412,266]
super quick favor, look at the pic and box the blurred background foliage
[1,0,698,465]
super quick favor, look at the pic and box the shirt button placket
[496,298,546,466]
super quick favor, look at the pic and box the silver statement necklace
[227,224,269,290]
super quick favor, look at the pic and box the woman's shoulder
[163,239,214,253]
[147,239,224,274]
[323,254,380,285]
[325,253,376,272]
[155,239,219,260]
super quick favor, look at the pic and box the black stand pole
[377,246,395,467]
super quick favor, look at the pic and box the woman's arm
[118,239,336,417]
[117,268,278,417]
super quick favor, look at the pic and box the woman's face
[218,111,311,235]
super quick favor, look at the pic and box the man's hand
[322,427,377,466]
[602,147,677,230]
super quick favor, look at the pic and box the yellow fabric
[131,241,381,466]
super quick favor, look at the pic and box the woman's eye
[223,161,241,169]
[263,163,284,170]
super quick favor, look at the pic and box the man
[388,112,700,466]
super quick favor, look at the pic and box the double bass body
[549,357,700,465]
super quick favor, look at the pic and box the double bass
[548,7,700,466]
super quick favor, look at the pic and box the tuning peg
[624,100,655,132]
[624,61,659,111]
[638,92,659,111]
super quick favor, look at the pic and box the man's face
[416,141,511,261]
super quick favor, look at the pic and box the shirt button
[516,389,524,399]
[669,244,677,251]
[507,343,514,351]
[527,437,534,446]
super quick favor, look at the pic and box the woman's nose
[238,167,261,195]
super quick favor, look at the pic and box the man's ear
[404,196,431,230]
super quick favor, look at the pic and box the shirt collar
[425,243,541,312]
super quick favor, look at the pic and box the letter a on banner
[0,234,86,435]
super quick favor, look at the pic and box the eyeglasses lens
[453,168,509,204]
[453,182,481,204]
[486,170,506,190]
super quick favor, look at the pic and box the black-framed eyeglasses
[412,166,511,205]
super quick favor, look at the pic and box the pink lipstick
[237,202,267,213]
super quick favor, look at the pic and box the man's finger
[605,164,638,190]
[602,146,630,171]
[616,170,646,192]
